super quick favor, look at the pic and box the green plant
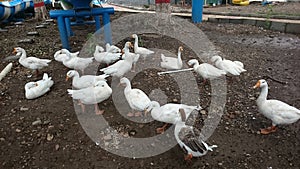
[265,4,274,29]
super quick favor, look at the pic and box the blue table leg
[94,15,101,31]
[102,13,112,44]
[65,17,74,37]
[57,16,70,49]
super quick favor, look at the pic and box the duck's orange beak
[129,42,133,48]
[65,76,70,82]
[253,81,260,89]
[12,48,17,54]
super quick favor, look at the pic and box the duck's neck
[124,80,132,94]
[73,71,80,79]
[134,36,139,50]
[193,62,199,69]
[18,49,27,61]
[177,50,182,65]
[257,85,268,104]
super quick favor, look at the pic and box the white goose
[54,49,79,62]
[174,109,217,161]
[100,49,135,78]
[61,49,94,73]
[149,101,201,133]
[14,47,51,75]
[120,77,152,117]
[210,55,246,76]
[160,46,183,70]
[121,42,140,72]
[94,45,122,65]
[67,80,112,115]
[131,34,154,61]
[105,43,121,53]
[188,59,226,82]
[66,70,109,89]
[253,79,300,134]
[25,73,54,99]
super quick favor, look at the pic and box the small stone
[172,98,178,102]
[18,39,34,44]
[103,134,112,141]
[257,131,261,135]
[32,119,42,126]
[0,138,5,141]
[43,120,50,125]
[150,162,154,165]
[20,107,29,111]
[0,28,8,32]
[35,25,47,29]
[16,129,21,133]
[45,19,54,22]
[218,162,223,166]
[27,31,39,36]
[47,134,54,141]
[14,21,23,25]
[55,144,60,150]
[200,110,207,115]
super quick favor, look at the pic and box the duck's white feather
[25,73,54,99]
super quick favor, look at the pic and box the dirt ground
[0,3,299,169]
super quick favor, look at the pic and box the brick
[285,23,300,34]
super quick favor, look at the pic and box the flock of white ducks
[10,33,300,161]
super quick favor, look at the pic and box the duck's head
[12,47,23,54]
[178,46,183,52]
[253,79,268,89]
[124,42,133,49]
[95,45,105,53]
[119,77,130,86]
[210,55,222,63]
[131,34,137,39]
[65,70,76,81]
[187,59,198,66]
[25,82,38,89]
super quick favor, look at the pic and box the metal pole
[192,0,203,23]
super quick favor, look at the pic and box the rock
[20,107,29,111]
[0,137,5,141]
[55,144,60,150]
[0,28,8,32]
[47,134,54,141]
[18,39,34,44]
[14,22,23,25]
[32,119,42,126]
[27,32,39,36]
[16,129,21,133]
[45,19,54,22]
[35,25,47,29]
[200,110,207,115]
[103,134,112,141]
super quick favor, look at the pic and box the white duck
[66,70,109,89]
[188,59,226,82]
[120,77,152,117]
[54,49,79,62]
[210,55,246,76]
[105,43,121,53]
[14,47,51,75]
[160,46,183,70]
[61,49,94,73]
[253,79,300,134]
[131,34,154,61]
[67,80,112,115]
[24,73,54,99]
[121,42,140,72]
[174,109,217,161]
[94,45,122,65]
[100,49,135,78]
[149,101,201,133]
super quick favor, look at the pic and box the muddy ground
[0,4,299,169]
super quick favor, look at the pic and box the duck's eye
[102,85,105,87]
